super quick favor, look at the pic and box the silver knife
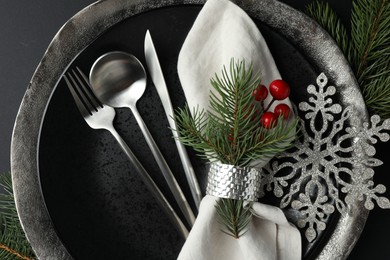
[144,30,202,209]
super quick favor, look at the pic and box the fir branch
[215,198,252,239]
[242,117,298,166]
[350,0,389,78]
[175,60,297,167]
[175,59,298,238]
[0,173,35,260]
[174,105,225,163]
[350,0,390,118]
[0,241,32,260]
[305,0,390,119]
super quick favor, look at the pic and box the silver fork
[64,67,189,238]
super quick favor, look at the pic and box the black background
[0,0,388,259]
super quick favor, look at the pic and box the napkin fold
[178,196,301,260]
[177,0,301,259]
[177,0,293,117]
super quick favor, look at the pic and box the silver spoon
[89,51,195,226]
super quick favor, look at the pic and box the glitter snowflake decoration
[261,73,390,242]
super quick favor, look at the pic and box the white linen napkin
[177,0,302,259]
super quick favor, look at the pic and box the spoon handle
[130,106,196,226]
[106,124,189,239]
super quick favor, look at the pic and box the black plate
[39,5,324,259]
[12,1,368,259]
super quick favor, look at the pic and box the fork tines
[64,67,102,116]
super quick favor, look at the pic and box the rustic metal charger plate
[11,0,368,259]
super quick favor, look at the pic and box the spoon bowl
[89,51,147,108]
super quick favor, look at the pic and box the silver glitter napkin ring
[206,163,262,202]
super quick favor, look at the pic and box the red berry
[269,80,290,100]
[260,112,277,129]
[274,103,291,119]
[252,84,268,101]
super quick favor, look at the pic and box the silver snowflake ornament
[261,73,390,242]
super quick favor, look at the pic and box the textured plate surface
[11,0,368,259]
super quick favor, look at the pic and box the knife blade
[144,30,202,209]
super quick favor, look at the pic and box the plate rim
[11,0,369,259]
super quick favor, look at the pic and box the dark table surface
[1,0,389,259]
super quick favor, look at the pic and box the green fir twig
[175,59,298,238]
[306,0,390,119]
[350,0,390,118]
[215,199,252,239]
[175,60,297,167]
[0,173,35,260]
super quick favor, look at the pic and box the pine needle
[350,0,390,118]
[174,59,298,238]
[0,173,35,260]
[306,0,390,119]
[215,199,252,239]
[174,59,297,167]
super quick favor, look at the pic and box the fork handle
[106,125,189,239]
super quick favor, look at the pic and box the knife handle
[171,122,203,209]
[144,30,203,209]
